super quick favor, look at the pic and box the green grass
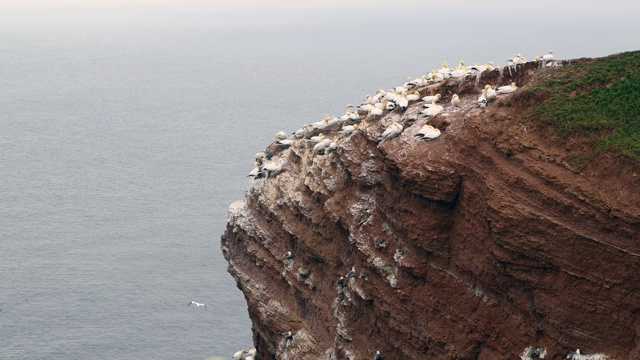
[528,51,640,160]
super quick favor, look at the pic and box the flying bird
[188,301,207,310]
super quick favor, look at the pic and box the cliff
[221,52,640,360]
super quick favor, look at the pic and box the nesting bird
[451,94,461,107]
[378,122,403,139]
[232,349,247,360]
[415,124,441,141]
[496,82,518,94]
[478,89,488,109]
[420,99,444,117]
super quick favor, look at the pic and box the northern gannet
[565,349,580,359]
[421,93,441,104]
[396,92,409,111]
[309,133,325,143]
[247,162,261,178]
[276,138,292,147]
[232,349,247,360]
[345,266,356,278]
[339,124,358,135]
[370,103,384,117]
[188,301,207,310]
[510,53,525,65]
[406,91,420,102]
[292,124,310,139]
[420,100,444,117]
[485,84,496,100]
[478,89,488,109]
[496,82,518,94]
[275,131,288,140]
[311,115,330,130]
[415,124,441,141]
[339,104,354,121]
[371,88,386,103]
[451,94,461,107]
[430,70,444,83]
[261,161,283,178]
[313,138,332,153]
[378,122,403,139]
[543,50,554,63]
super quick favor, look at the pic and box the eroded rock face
[221,61,640,360]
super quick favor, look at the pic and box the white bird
[370,103,384,117]
[232,349,247,360]
[261,161,283,178]
[275,131,288,140]
[496,82,518,94]
[311,115,330,130]
[371,88,386,103]
[543,50,554,63]
[188,301,207,310]
[430,70,444,83]
[421,93,441,104]
[484,84,496,100]
[309,133,325,143]
[292,124,310,139]
[478,89,488,109]
[451,94,461,107]
[396,92,409,111]
[339,104,354,121]
[378,122,403,139]
[415,124,441,141]
[566,349,580,359]
[247,162,261,178]
[275,138,292,147]
[345,266,356,278]
[247,348,256,357]
[339,124,358,135]
[313,138,332,153]
[420,100,444,117]
[406,91,420,102]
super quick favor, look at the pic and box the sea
[1,4,638,359]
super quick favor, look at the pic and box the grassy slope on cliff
[527,50,640,160]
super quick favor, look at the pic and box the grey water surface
[1,5,638,359]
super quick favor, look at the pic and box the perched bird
[339,124,358,135]
[283,251,293,259]
[451,94,461,107]
[370,103,384,117]
[232,349,247,360]
[374,350,383,360]
[292,124,310,139]
[247,348,256,357]
[275,138,292,147]
[275,131,288,140]
[345,266,356,278]
[309,133,325,143]
[188,301,207,310]
[496,82,518,94]
[313,138,332,153]
[543,50,554,62]
[478,89,488,109]
[378,122,403,139]
[311,115,330,130]
[566,349,580,359]
[261,161,283,178]
[485,84,496,100]
[420,100,444,117]
[336,276,345,286]
[282,331,293,340]
[406,91,421,102]
[414,124,441,141]
[421,93,441,104]
[247,162,262,178]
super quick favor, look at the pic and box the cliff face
[221,58,640,360]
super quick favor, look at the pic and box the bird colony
[248,51,557,181]
[238,51,564,360]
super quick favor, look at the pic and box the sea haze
[0,5,638,359]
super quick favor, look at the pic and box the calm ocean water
[0,5,638,359]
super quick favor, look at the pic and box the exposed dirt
[221,60,640,360]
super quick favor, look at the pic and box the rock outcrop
[221,56,640,359]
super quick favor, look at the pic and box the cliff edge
[221,52,640,360]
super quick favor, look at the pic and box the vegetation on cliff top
[528,50,640,160]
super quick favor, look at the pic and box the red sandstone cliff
[221,58,640,360]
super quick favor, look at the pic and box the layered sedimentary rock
[221,60,640,359]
